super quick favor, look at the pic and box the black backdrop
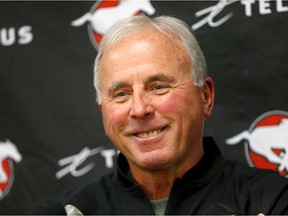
[1,1,288,214]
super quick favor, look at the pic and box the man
[33,15,288,215]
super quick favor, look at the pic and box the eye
[153,84,165,91]
[150,83,169,95]
[115,91,127,98]
[112,89,131,102]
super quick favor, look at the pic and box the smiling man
[33,16,288,215]
[97,20,214,201]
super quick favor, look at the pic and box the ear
[99,104,102,113]
[202,76,215,118]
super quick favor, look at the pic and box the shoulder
[222,160,288,214]
[63,172,116,202]
[31,172,117,215]
[224,159,288,185]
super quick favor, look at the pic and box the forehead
[98,29,191,86]
[103,29,188,65]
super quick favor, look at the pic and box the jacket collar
[181,137,226,184]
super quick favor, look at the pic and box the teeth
[136,129,162,138]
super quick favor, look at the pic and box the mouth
[134,128,164,139]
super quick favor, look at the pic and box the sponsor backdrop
[1,0,288,214]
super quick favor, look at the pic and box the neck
[130,168,177,200]
[128,149,204,200]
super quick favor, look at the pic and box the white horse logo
[71,0,155,35]
[0,139,22,198]
[226,119,288,172]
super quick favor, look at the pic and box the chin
[135,151,174,171]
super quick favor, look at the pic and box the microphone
[65,204,84,216]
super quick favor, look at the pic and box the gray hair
[94,15,207,104]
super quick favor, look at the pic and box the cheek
[155,95,180,114]
[102,105,129,131]
[155,91,201,114]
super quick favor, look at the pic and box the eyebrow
[107,73,175,94]
[108,82,129,95]
[146,73,175,84]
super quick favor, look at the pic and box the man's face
[99,30,214,173]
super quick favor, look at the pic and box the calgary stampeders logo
[226,111,288,177]
[71,0,156,50]
[0,140,22,200]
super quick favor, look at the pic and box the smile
[135,129,163,138]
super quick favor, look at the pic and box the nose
[129,92,154,119]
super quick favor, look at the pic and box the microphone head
[65,204,84,216]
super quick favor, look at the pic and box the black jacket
[33,137,288,215]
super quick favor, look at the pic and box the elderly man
[33,15,288,215]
